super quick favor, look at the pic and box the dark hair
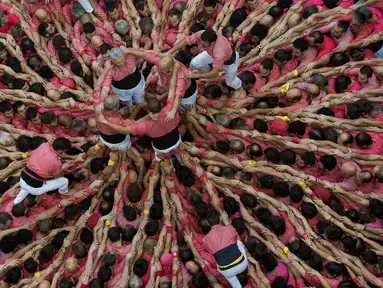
[97,266,112,282]
[361,250,378,264]
[13,78,26,90]
[274,49,292,63]
[340,236,355,253]
[6,267,21,284]
[39,65,54,79]
[255,207,271,224]
[20,38,35,52]
[335,75,352,93]
[330,52,349,67]
[122,225,137,242]
[301,202,317,219]
[264,147,280,163]
[144,219,159,236]
[232,217,245,235]
[230,8,247,28]
[223,197,239,215]
[259,175,274,189]
[277,0,292,9]
[309,128,325,140]
[53,137,71,151]
[320,155,337,171]
[309,31,324,45]
[89,278,104,288]
[25,107,38,120]
[201,29,218,43]
[16,135,32,152]
[288,121,306,136]
[24,257,38,273]
[51,230,70,250]
[195,201,208,219]
[261,253,277,271]
[192,272,210,288]
[107,227,121,242]
[280,149,296,165]
[300,151,316,166]
[5,57,22,73]
[293,38,309,52]
[261,58,274,71]
[52,34,66,49]
[240,193,257,208]
[39,244,55,263]
[103,253,116,267]
[58,47,73,64]
[247,143,263,158]
[133,258,148,277]
[324,226,344,241]
[316,220,330,234]
[83,22,95,34]
[250,24,268,40]
[205,83,222,99]
[290,184,303,203]
[272,181,290,197]
[64,204,80,221]
[80,227,94,245]
[325,262,344,278]
[356,132,373,147]
[268,215,286,235]
[127,182,143,203]
[345,209,360,223]
[206,209,220,226]
[268,5,283,19]
[0,100,12,113]
[308,253,323,271]
[11,203,27,217]
[215,140,230,154]
[302,5,318,19]
[346,103,361,119]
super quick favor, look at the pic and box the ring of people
[0,0,382,287]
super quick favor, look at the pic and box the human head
[272,181,290,198]
[192,272,209,288]
[351,12,366,31]
[288,120,306,136]
[337,132,353,146]
[258,175,274,189]
[201,29,217,48]
[308,31,324,47]
[302,5,318,19]
[0,101,13,118]
[37,23,56,37]
[250,23,268,44]
[53,137,71,154]
[274,49,292,65]
[264,148,280,163]
[203,0,217,14]
[0,212,12,230]
[332,20,349,39]
[330,52,349,67]
[355,132,373,148]
[358,66,373,85]
[319,155,337,171]
[238,71,256,90]
[290,184,303,203]
[6,267,21,284]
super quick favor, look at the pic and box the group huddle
[0,0,383,287]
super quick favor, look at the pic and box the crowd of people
[0,0,383,287]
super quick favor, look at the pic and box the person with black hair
[167,29,242,93]
[354,132,383,155]
[202,209,248,287]
[16,137,71,204]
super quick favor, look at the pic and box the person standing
[167,29,243,94]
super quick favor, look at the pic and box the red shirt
[0,114,11,124]
[27,121,42,133]
[12,114,27,130]
[97,111,134,135]
[26,142,62,179]
[130,97,180,138]
[202,224,238,254]
[314,35,336,60]
[0,14,19,33]
[186,30,233,70]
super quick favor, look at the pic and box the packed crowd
[0,0,383,287]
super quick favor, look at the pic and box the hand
[130,27,141,40]
[82,64,91,76]
[165,110,176,123]
[98,113,108,124]
[184,231,193,243]
[144,199,154,210]
[6,34,16,47]
[154,260,162,271]
[112,33,122,43]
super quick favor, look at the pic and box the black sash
[184,79,197,99]
[224,46,236,66]
[213,243,244,271]
[112,69,141,90]
[152,127,180,150]
[21,167,46,188]
[100,132,127,144]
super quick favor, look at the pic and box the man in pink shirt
[315,20,354,47]
[307,31,336,60]
[167,29,243,92]
[97,95,135,149]
[345,66,380,91]
[202,209,247,288]
[354,132,383,155]
[350,12,373,42]
[15,138,72,204]
[99,97,181,161]
[102,47,145,106]
[290,38,318,69]
[273,49,299,75]
[249,58,281,91]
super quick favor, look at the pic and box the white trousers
[99,134,132,150]
[181,85,198,105]
[217,241,248,288]
[190,51,242,89]
[112,73,145,105]
[15,177,69,204]
[152,135,182,161]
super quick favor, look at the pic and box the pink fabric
[315,36,336,60]
[355,132,383,155]
[26,142,62,179]
[104,54,138,87]
[297,47,318,69]
[97,111,134,135]
[130,97,180,138]
[146,52,191,96]
[265,261,288,283]
[187,30,233,69]
[202,224,238,254]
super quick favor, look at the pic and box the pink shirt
[187,30,233,69]
[265,261,288,283]
[26,142,62,179]
[146,52,190,96]
[97,111,134,135]
[104,55,138,87]
[279,58,299,75]
[11,114,27,129]
[130,97,180,138]
[203,224,238,254]
[315,36,336,60]
[31,8,55,32]
[355,132,383,155]
[297,47,318,69]
[346,68,380,91]
[27,121,42,133]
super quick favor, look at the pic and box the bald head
[158,56,175,72]
[306,83,320,97]
[286,88,302,102]
[47,89,61,101]
[64,257,79,274]
[341,162,357,178]
[128,169,138,183]
[35,9,49,21]
[91,35,103,47]
[337,132,353,146]
[143,238,157,254]
[373,165,383,183]
[288,13,301,27]
[58,114,72,128]
[259,15,274,28]
[208,165,222,176]
[104,95,120,111]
